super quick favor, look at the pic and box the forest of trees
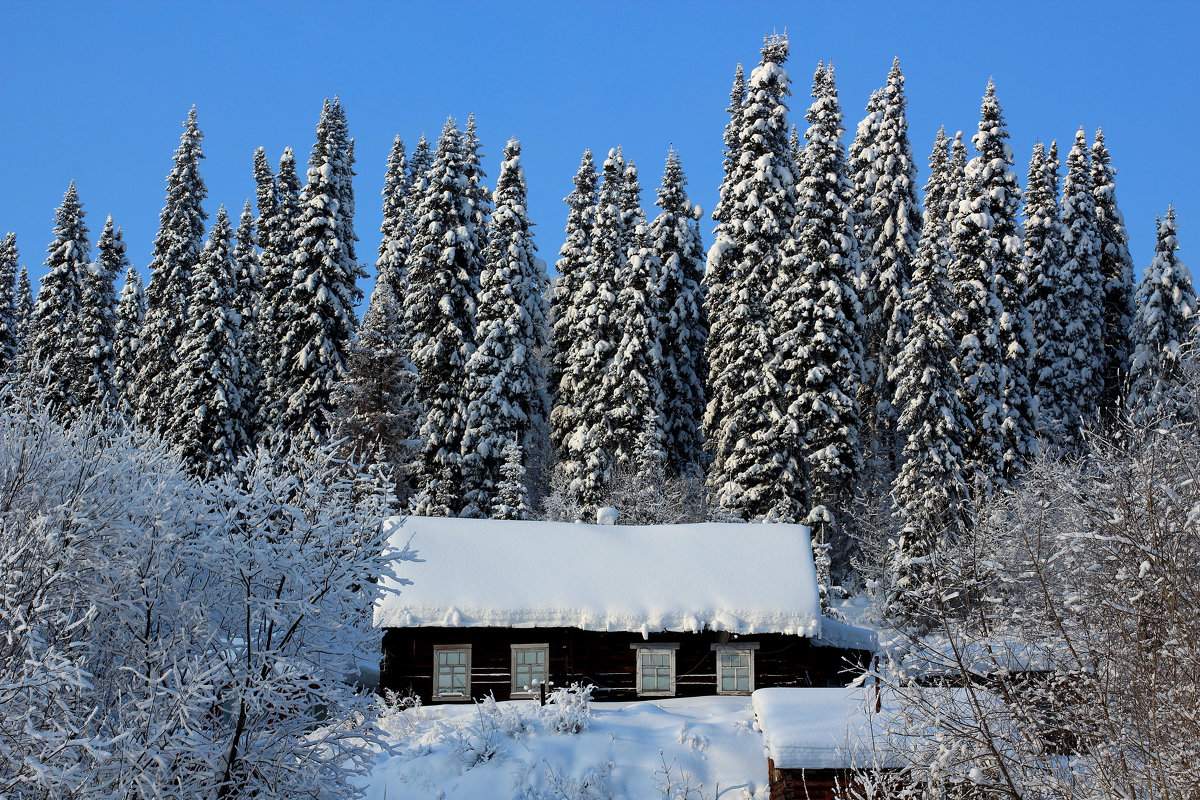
[1,34,1196,615]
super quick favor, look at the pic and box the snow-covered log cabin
[373,516,876,703]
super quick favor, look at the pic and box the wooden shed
[373,516,876,704]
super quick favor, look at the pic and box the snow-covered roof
[753,687,901,770]
[373,516,864,639]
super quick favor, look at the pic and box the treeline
[2,34,1196,608]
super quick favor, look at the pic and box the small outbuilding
[374,516,876,704]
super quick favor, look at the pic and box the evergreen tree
[888,128,972,623]
[1023,140,1069,452]
[30,183,90,411]
[857,59,922,472]
[549,150,597,463]
[404,118,479,516]
[0,233,17,374]
[849,87,885,249]
[1057,128,1105,448]
[136,107,207,433]
[945,131,968,227]
[492,439,532,520]
[772,62,864,584]
[233,199,263,440]
[277,101,365,450]
[556,147,625,512]
[334,277,418,502]
[714,63,745,222]
[649,148,707,478]
[947,80,1037,494]
[702,34,795,520]
[377,135,411,295]
[169,206,249,475]
[78,216,123,407]
[1128,208,1196,419]
[14,265,33,370]
[1091,128,1136,413]
[460,138,549,518]
[408,133,433,194]
[327,97,359,277]
[112,263,144,414]
[602,158,666,472]
[462,113,492,291]
[788,123,803,170]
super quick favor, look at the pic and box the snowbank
[752,687,899,770]
[374,516,824,637]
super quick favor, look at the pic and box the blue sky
[2,1,1197,302]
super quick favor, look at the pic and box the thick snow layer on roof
[373,516,829,637]
[753,687,900,770]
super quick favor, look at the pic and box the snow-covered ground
[357,694,771,800]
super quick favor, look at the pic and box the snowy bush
[0,397,413,799]
[540,682,593,734]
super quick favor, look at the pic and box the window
[511,644,549,696]
[433,645,471,698]
[713,643,758,695]
[631,643,679,696]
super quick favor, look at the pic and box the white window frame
[712,642,759,695]
[510,643,550,697]
[631,643,679,697]
[432,644,472,700]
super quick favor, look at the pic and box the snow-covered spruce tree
[0,233,17,375]
[887,128,972,625]
[377,135,412,302]
[136,107,207,433]
[788,123,803,171]
[772,62,865,594]
[326,97,359,278]
[1128,208,1197,419]
[944,130,968,227]
[848,87,884,250]
[334,277,418,503]
[77,216,123,408]
[492,439,532,520]
[948,80,1037,495]
[702,34,794,521]
[1091,128,1136,413]
[277,102,365,451]
[460,138,549,518]
[1023,140,1069,452]
[549,149,597,462]
[407,132,433,196]
[555,147,625,513]
[858,59,921,474]
[29,182,90,413]
[404,118,479,516]
[649,147,707,478]
[1056,127,1105,448]
[601,158,667,473]
[233,199,263,442]
[462,112,492,292]
[255,146,302,440]
[168,206,250,475]
[14,265,33,372]
[112,263,144,414]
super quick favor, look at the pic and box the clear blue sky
[2,1,1197,303]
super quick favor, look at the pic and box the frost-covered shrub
[540,683,593,734]
[527,761,613,800]
[447,695,530,765]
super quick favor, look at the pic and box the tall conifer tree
[14,265,33,370]
[377,135,411,296]
[888,129,972,621]
[277,101,364,449]
[650,148,707,478]
[772,62,864,586]
[233,199,262,440]
[112,264,144,414]
[702,34,795,520]
[1128,208,1197,419]
[460,139,549,517]
[31,183,91,412]
[948,81,1037,494]
[170,206,250,475]
[549,151,597,463]
[849,87,885,248]
[405,118,479,515]
[857,59,921,472]
[136,107,207,432]
[1091,128,1136,412]
[0,233,18,374]
[1057,128,1105,447]
[462,113,492,292]
[78,216,123,407]
[1023,141,1069,452]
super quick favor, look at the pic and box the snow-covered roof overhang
[373,516,831,637]
[753,687,902,770]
